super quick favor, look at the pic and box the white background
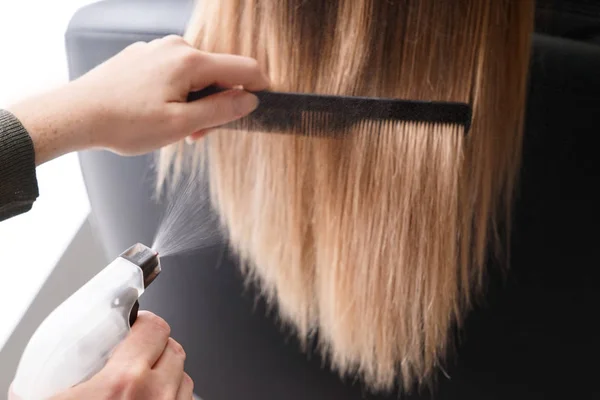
[0,0,97,350]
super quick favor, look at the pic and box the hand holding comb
[188,85,472,135]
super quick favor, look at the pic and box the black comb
[188,86,472,135]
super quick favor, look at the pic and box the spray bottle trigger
[129,301,140,327]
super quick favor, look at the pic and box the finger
[178,88,259,133]
[185,128,213,144]
[153,338,186,389]
[188,52,270,92]
[176,374,195,400]
[108,311,171,369]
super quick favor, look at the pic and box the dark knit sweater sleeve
[0,109,39,221]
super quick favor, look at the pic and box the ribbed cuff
[0,109,39,221]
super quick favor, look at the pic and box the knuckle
[166,106,189,130]
[180,49,202,68]
[109,367,147,395]
[184,373,194,389]
[183,373,194,387]
[163,34,184,44]
[126,41,146,52]
[145,313,171,336]
[169,338,186,358]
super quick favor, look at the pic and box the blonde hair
[158,0,534,393]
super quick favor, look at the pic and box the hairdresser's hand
[9,312,193,400]
[8,34,270,165]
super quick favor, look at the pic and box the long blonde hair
[158,0,534,393]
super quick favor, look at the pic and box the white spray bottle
[10,243,161,400]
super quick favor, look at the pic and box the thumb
[180,88,259,133]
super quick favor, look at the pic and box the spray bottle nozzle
[120,243,161,288]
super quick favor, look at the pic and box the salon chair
[66,1,600,399]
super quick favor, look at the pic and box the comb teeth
[188,86,472,136]
[218,110,390,137]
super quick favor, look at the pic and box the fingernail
[233,91,259,117]
[185,136,195,145]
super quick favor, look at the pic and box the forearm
[0,81,97,221]
[7,81,99,166]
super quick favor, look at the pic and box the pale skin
[8,34,270,165]
[6,34,270,399]
[51,312,192,400]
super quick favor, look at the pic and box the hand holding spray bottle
[11,244,161,400]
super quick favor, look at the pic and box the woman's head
[159,0,534,393]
